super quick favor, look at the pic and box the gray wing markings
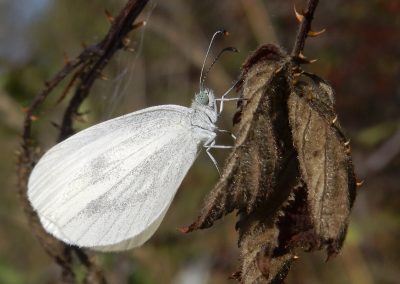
[97,142,182,246]
[31,117,170,201]
[119,135,191,246]
[60,131,191,247]
[39,129,173,217]
[29,106,191,201]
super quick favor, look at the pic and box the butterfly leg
[216,81,251,114]
[217,128,236,140]
[215,80,241,114]
[206,144,221,176]
[203,135,234,149]
[203,136,234,175]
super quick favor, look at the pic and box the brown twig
[58,0,149,141]
[17,0,149,283]
[18,45,101,283]
[55,62,91,105]
[21,46,98,153]
[291,0,320,58]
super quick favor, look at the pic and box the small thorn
[104,9,114,24]
[75,115,87,123]
[63,51,70,65]
[294,5,305,22]
[132,21,146,29]
[226,47,239,53]
[332,115,338,124]
[125,47,135,53]
[177,226,190,234]
[21,107,29,113]
[294,71,304,77]
[344,140,351,146]
[122,37,131,47]
[293,255,300,260]
[76,110,90,117]
[96,70,109,81]
[99,74,109,81]
[356,180,364,187]
[308,29,326,37]
[50,122,60,129]
[274,66,284,74]
[294,53,317,64]
[30,115,38,121]
[44,81,51,87]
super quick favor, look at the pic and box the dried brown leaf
[288,73,357,255]
[236,155,299,284]
[183,45,304,283]
[183,45,295,232]
[184,44,357,283]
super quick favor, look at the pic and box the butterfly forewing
[28,105,201,250]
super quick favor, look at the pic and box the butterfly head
[195,88,214,105]
[194,88,216,110]
[192,88,218,123]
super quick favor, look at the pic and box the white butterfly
[28,30,238,251]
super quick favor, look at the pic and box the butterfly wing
[28,105,200,251]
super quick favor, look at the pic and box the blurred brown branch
[358,127,400,177]
[239,0,278,44]
[17,0,149,283]
[148,15,232,91]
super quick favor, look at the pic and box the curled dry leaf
[288,73,357,256]
[183,44,357,283]
[182,45,296,232]
[182,45,301,283]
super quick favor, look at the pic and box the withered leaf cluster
[182,44,357,283]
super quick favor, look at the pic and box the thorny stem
[21,47,95,154]
[291,0,320,57]
[18,0,148,282]
[58,0,149,141]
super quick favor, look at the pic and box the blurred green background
[1,0,399,283]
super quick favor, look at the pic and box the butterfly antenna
[199,29,227,91]
[201,46,239,89]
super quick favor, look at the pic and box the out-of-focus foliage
[0,0,399,283]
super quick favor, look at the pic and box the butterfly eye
[195,91,209,105]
